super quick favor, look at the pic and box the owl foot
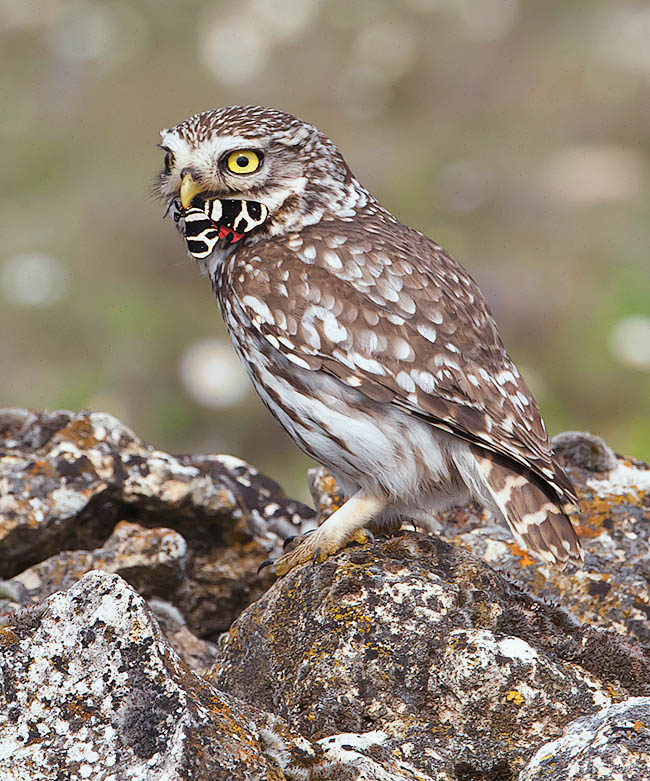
[271,527,375,577]
[259,491,386,577]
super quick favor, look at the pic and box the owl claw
[282,535,298,550]
[257,559,275,574]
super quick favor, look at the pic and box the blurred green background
[1,0,649,501]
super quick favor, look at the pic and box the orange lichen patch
[0,627,18,646]
[62,696,96,722]
[318,472,341,500]
[205,695,258,747]
[606,683,625,702]
[506,542,536,568]
[325,601,373,633]
[57,417,100,447]
[28,459,56,477]
[633,720,645,732]
[505,690,524,706]
[313,469,345,520]
[633,596,650,616]
[575,491,644,538]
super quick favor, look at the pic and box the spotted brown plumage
[158,105,582,574]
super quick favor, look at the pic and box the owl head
[158,105,359,236]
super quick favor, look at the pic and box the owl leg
[270,492,387,577]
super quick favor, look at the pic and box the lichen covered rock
[520,697,650,780]
[449,433,650,648]
[208,533,650,778]
[2,413,650,779]
[0,570,290,780]
[0,408,315,638]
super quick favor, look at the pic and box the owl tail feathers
[469,451,583,567]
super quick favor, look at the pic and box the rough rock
[308,430,650,647]
[0,570,293,780]
[448,433,650,647]
[0,520,222,671]
[3,412,650,779]
[208,533,650,779]
[0,570,442,780]
[0,408,315,639]
[520,697,650,780]
[0,520,187,608]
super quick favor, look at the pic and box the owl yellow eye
[226,150,262,174]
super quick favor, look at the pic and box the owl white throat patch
[171,197,269,260]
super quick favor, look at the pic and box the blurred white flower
[610,316,650,372]
[46,1,149,71]
[438,159,492,212]
[538,145,646,205]
[46,1,112,63]
[199,13,269,86]
[349,20,418,86]
[1,252,69,307]
[246,0,322,42]
[593,5,650,76]
[179,339,250,408]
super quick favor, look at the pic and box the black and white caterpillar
[171,198,269,260]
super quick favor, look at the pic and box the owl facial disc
[174,197,269,260]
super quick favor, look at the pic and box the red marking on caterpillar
[218,225,245,243]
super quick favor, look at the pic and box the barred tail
[470,450,583,566]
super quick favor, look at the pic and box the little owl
[157,105,582,576]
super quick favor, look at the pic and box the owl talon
[282,535,297,550]
[283,529,316,551]
[257,559,275,574]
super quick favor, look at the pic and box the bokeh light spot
[1,253,69,307]
[199,14,269,86]
[610,317,650,372]
[539,145,646,205]
[179,339,250,408]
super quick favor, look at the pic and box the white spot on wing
[416,323,437,343]
[396,371,416,393]
[323,250,343,270]
[351,352,386,375]
[412,369,437,393]
[323,314,348,344]
[392,337,414,360]
[286,353,312,369]
[242,295,274,324]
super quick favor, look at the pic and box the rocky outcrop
[0,408,315,642]
[520,697,650,780]
[208,533,650,778]
[0,570,441,780]
[0,571,293,780]
[1,410,650,779]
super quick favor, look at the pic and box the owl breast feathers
[158,105,582,575]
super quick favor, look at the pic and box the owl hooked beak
[180,171,204,209]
